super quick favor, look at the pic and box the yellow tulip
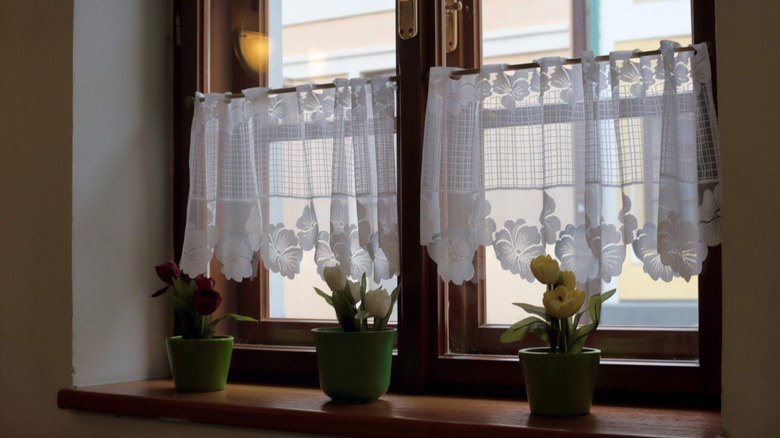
[530,255,560,285]
[559,270,577,289]
[543,285,586,319]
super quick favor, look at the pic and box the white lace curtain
[421,41,721,285]
[179,77,399,283]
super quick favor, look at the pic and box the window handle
[398,0,418,40]
[445,0,463,53]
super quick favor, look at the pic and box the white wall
[71,0,171,387]
[1,0,780,437]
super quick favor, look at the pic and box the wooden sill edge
[57,379,722,438]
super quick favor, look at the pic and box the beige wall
[1,0,780,437]
[0,1,74,435]
[718,0,780,436]
[1,1,300,437]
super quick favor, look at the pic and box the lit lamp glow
[233,30,269,76]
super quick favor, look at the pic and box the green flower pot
[519,347,601,416]
[312,328,396,403]
[165,335,234,392]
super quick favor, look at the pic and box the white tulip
[323,265,346,291]
[361,288,391,319]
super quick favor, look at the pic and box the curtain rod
[199,76,399,102]
[196,45,697,101]
[449,46,697,79]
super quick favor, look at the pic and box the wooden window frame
[172,0,720,404]
[427,0,720,404]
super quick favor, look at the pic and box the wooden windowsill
[57,380,721,437]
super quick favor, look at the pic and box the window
[480,0,699,331]
[173,0,720,402]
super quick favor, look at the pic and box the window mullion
[396,0,447,393]
[692,0,721,397]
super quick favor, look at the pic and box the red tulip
[193,289,222,315]
[151,260,181,297]
[195,274,215,291]
[155,260,180,285]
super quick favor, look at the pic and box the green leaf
[169,290,194,317]
[151,285,170,297]
[568,324,593,353]
[567,330,587,354]
[359,273,367,303]
[588,289,615,330]
[314,287,334,306]
[170,279,196,319]
[375,283,402,332]
[512,302,547,319]
[529,321,552,344]
[389,282,401,307]
[332,287,359,331]
[357,274,368,331]
[202,320,216,339]
[573,310,584,328]
[217,313,258,323]
[566,289,614,352]
[208,313,258,334]
[500,316,548,344]
[176,308,201,339]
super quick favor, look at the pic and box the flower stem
[547,285,558,353]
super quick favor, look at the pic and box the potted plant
[312,264,401,403]
[153,260,257,392]
[500,255,615,416]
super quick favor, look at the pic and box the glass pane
[592,0,692,53]
[270,0,396,88]
[482,0,574,65]
[482,0,696,328]
[266,185,398,319]
[264,1,398,319]
[481,0,692,66]
[270,262,399,320]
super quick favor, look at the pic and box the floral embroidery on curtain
[420,41,720,285]
[180,77,399,283]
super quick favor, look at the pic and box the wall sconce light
[233,30,269,77]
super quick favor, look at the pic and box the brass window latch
[398,0,418,40]
[398,0,461,52]
[445,0,463,53]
